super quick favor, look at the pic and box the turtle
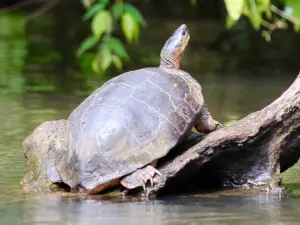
[61,24,221,195]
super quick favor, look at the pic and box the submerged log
[21,74,300,195]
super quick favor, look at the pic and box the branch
[152,74,300,194]
[0,0,50,13]
[25,0,59,22]
[270,4,300,25]
[250,0,274,30]
[0,0,60,23]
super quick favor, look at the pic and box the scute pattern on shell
[65,67,204,190]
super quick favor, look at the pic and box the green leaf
[101,54,112,71]
[132,22,140,40]
[256,0,270,10]
[265,9,272,19]
[111,2,124,19]
[99,45,112,71]
[248,11,262,30]
[98,0,109,7]
[286,0,300,20]
[121,12,139,42]
[225,0,245,20]
[99,44,110,57]
[91,57,101,74]
[77,35,98,56]
[226,15,238,28]
[92,10,113,39]
[112,55,123,70]
[83,3,105,20]
[79,53,95,75]
[107,37,129,60]
[123,3,147,26]
[294,23,300,32]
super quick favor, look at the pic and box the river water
[0,10,300,225]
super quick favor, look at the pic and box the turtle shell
[64,67,204,190]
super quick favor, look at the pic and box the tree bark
[152,74,300,195]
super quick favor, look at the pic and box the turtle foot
[120,165,162,196]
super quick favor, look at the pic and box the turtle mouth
[185,35,190,45]
[182,35,190,48]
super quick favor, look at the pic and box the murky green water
[0,10,299,225]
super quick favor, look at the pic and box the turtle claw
[149,177,154,187]
[142,182,147,193]
[122,189,129,196]
[214,120,223,129]
[154,169,162,177]
[120,165,163,195]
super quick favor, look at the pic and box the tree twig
[249,0,274,30]
[0,0,51,14]
[24,0,59,22]
[270,4,300,25]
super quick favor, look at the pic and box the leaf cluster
[78,0,146,75]
[225,0,300,41]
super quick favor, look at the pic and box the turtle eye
[182,31,186,36]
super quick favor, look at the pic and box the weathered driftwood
[21,74,300,195]
[152,74,300,195]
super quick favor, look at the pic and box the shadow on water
[0,3,300,224]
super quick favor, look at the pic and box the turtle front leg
[195,106,222,133]
[120,163,162,196]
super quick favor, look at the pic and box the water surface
[1,194,300,225]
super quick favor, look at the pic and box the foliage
[225,0,300,41]
[79,0,300,76]
[78,0,146,75]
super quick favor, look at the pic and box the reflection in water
[0,195,298,225]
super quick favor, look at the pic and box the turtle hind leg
[120,165,162,196]
[195,106,222,133]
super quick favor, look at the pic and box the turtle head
[160,24,190,69]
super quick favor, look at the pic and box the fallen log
[21,74,300,195]
[153,74,300,195]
